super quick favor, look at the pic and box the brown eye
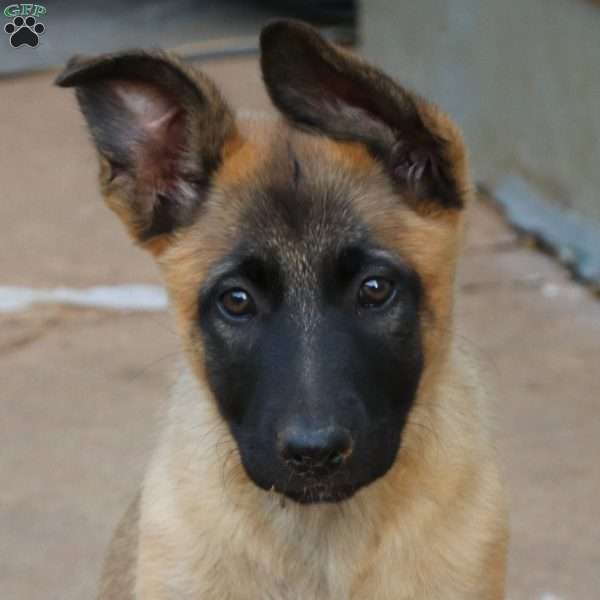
[219,288,256,319]
[358,277,395,309]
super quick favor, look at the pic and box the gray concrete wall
[362,0,600,225]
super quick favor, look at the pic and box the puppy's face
[58,21,470,503]
[192,137,426,503]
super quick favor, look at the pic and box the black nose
[279,426,353,476]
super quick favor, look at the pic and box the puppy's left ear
[260,21,468,209]
[56,51,236,251]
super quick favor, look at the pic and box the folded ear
[56,51,236,250]
[260,21,467,209]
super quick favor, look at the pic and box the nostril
[289,453,308,466]
[280,426,353,474]
[327,450,345,466]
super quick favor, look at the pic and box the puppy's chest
[184,540,356,600]
[180,546,420,600]
[210,565,350,600]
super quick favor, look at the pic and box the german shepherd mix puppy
[57,20,508,600]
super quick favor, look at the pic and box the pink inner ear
[111,79,180,137]
[109,80,185,190]
[144,106,180,134]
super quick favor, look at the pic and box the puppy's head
[57,21,471,504]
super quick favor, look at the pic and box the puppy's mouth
[276,481,360,504]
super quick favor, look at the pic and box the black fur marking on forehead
[240,136,364,248]
[258,144,317,239]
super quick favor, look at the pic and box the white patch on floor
[540,593,563,600]
[0,285,168,313]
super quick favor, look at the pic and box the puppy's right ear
[56,51,236,252]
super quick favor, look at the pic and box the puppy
[57,20,508,600]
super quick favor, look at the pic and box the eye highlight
[357,277,395,309]
[219,288,256,320]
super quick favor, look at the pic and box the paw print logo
[4,15,45,48]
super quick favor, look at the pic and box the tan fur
[94,111,507,599]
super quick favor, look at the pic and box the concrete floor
[1,56,599,600]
